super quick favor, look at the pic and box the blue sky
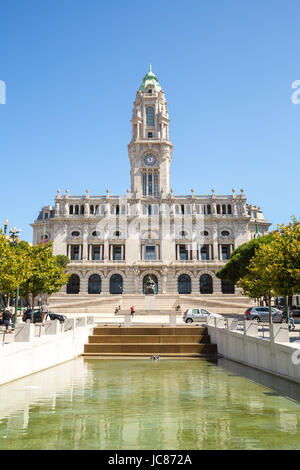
[0,0,299,242]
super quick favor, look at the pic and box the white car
[183,308,223,323]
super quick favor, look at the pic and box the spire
[139,65,162,91]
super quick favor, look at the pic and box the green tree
[0,233,32,307]
[239,220,300,323]
[239,243,279,323]
[20,242,70,321]
[55,254,70,270]
[216,233,273,285]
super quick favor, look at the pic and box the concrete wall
[0,319,94,386]
[207,319,300,384]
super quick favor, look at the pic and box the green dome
[139,65,162,92]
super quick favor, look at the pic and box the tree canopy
[216,233,274,284]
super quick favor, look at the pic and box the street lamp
[9,226,21,244]
[9,226,21,328]
[3,218,8,235]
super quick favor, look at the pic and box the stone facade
[31,67,271,301]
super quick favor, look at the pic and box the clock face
[144,154,156,166]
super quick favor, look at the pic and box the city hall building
[32,67,271,313]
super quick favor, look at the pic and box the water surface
[0,358,299,450]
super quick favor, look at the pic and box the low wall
[207,318,300,383]
[0,317,94,386]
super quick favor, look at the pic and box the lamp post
[3,218,8,235]
[9,226,21,328]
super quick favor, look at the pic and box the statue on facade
[144,275,156,295]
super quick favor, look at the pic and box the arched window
[217,205,220,214]
[178,274,191,294]
[69,205,73,215]
[75,205,79,215]
[221,280,235,294]
[143,275,158,294]
[110,274,123,294]
[66,274,80,294]
[146,106,154,126]
[88,274,101,294]
[200,274,213,294]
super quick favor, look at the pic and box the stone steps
[88,335,211,344]
[49,293,253,314]
[82,326,217,358]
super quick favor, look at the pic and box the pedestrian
[130,306,135,317]
[114,307,119,314]
[288,308,295,330]
[1,307,12,332]
[40,302,49,325]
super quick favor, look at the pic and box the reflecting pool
[0,358,299,450]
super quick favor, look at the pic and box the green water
[0,358,299,450]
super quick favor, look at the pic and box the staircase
[82,325,218,358]
[50,293,254,315]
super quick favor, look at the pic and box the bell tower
[128,65,173,198]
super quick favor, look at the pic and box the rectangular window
[148,173,152,196]
[143,173,147,196]
[179,245,188,260]
[72,246,80,260]
[148,132,153,138]
[92,246,100,260]
[146,106,154,126]
[201,247,208,260]
[145,245,156,261]
[154,173,158,196]
[113,246,122,260]
[222,246,229,260]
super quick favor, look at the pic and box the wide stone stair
[82,326,218,358]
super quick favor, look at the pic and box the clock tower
[128,65,173,198]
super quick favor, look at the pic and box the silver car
[244,307,283,323]
[183,308,223,323]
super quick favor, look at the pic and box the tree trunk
[31,295,35,323]
[268,293,273,324]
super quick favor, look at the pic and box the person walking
[130,306,135,318]
[40,302,49,325]
[1,307,12,332]
[288,307,295,330]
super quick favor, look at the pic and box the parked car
[290,305,300,317]
[244,307,283,323]
[183,308,223,323]
[22,309,66,324]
